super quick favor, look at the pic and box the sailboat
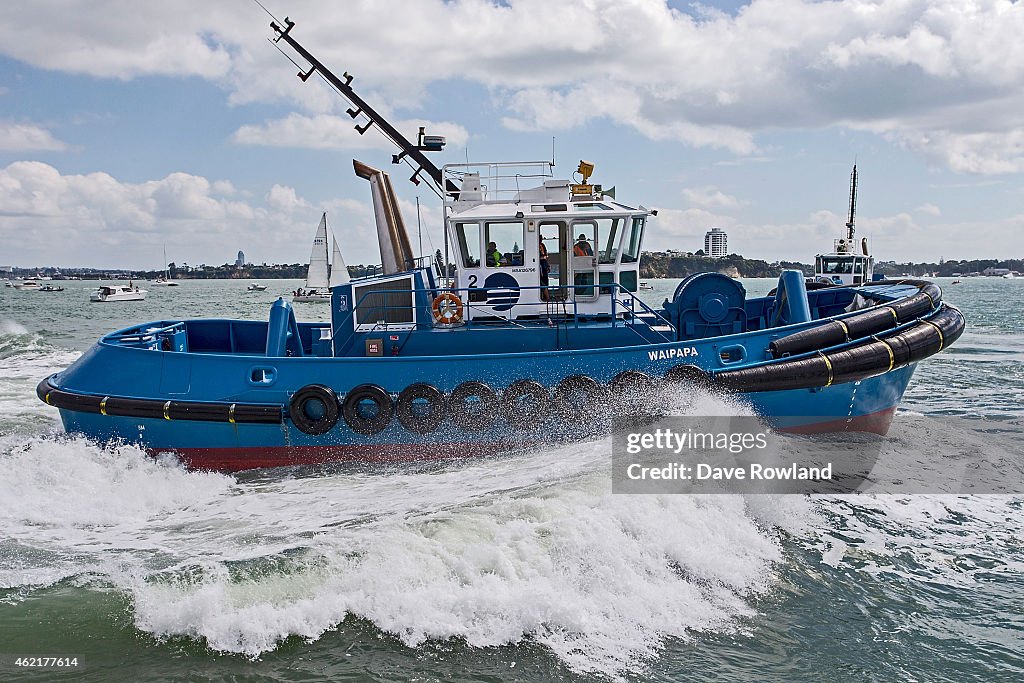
[293,212,349,302]
[152,246,180,286]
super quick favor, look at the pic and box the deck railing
[347,282,673,342]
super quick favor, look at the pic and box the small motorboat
[14,280,40,290]
[247,283,268,291]
[38,285,65,292]
[639,281,654,290]
[90,284,147,302]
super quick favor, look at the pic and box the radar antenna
[845,164,858,242]
[269,18,457,197]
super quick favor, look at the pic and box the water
[1,277,1022,681]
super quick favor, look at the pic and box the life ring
[342,384,394,435]
[289,384,340,435]
[432,292,464,325]
[395,382,446,434]
[553,374,606,420]
[501,379,550,429]
[608,370,656,416]
[448,381,498,431]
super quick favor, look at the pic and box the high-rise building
[235,250,245,268]
[704,227,728,258]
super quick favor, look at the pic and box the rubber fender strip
[875,336,895,372]
[820,352,834,387]
[920,318,945,351]
[769,289,935,359]
[36,378,283,425]
[714,303,961,393]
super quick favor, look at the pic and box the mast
[845,164,858,241]
[269,18,456,196]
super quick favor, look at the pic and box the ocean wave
[0,420,814,678]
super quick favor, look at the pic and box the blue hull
[46,317,919,470]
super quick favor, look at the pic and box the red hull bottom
[777,407,897,436]
[156,408,899,473]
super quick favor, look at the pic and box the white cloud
[231,113,467,152]
[681,186,744,210]
[0,120,68,152]
[2,2,1024,172]
[916,203,942,217]
[266,184,309,213]
[0,161,393,268]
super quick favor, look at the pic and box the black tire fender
[395,382,446,434]
[289,384,340,435]
[664,364,714,390]
[608,370,657,416]
[342,384,394,435]
[553,374,606,420]
[501,379,550,429]
[448,381,498,432]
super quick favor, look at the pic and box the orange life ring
[431,292,464,324]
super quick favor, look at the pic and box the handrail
[345,281,672,340]
[106,322,185,341]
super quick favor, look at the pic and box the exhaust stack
[353,160,415,274]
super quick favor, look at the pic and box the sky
[1,0,1022,270]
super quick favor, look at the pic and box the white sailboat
[152,246,180,286]
[294,213,348,302]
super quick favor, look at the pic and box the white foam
[807,415,1024,587]
[0,424,807,677]
[0,319,29,336]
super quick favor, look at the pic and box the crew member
[573,234,593,256]
[486,241,502,267]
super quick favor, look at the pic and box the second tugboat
[37,18,965,471]
[814,165,875,286]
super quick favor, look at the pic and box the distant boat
[1004,272,1017,279]
[247,283,267,291]
[14,280,40,290]
[294,212,349,302]
[90,284,147,302]
[639,281,654,290]
[38,285,65,292]
[813,164,875,286]
[151,246,180,286]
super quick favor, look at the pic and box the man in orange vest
[573,234,593,256]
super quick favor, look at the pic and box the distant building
[983,267,1010,276]
[235,250,245,268]
[704,227,728,258]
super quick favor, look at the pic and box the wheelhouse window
[819,257,863,274]
[597,217,623,264]
[484,221,524,268]
[571,221,596,258]
[455,222,480,268]
[622,216,645,263]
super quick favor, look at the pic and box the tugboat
[36,19,965,471]
[814,165,875,286]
